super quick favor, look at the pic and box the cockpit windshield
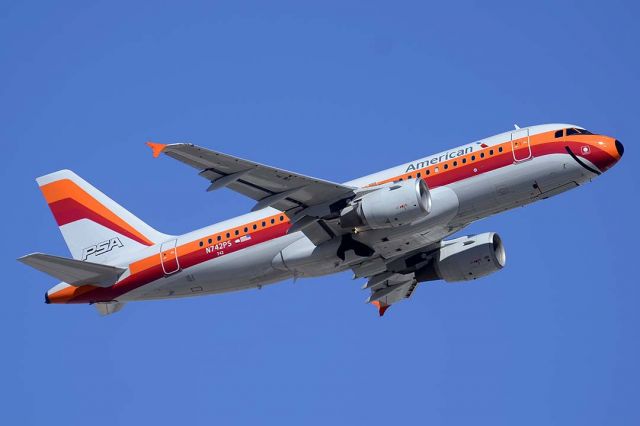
[555,128,595,138]
[566,128,594,136]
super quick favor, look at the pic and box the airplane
[19,123,624,316]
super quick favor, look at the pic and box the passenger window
[235,230,239,236]
[199,241,203,247]
[453,161,458,166]
[226,232,230,238]
[444,164,448,170]
[253,224,257,230]
[280,215,284,222]
[208,238,212,244]
[462,158,467,164]
[417,172,421,178]
[217,236,221,241]
[271,218,275,224]
[426,170,430,175]
[471,155,476,161]
[498,147,503,153]
[244,227,248,232]
[480,153,485,158]
[262,221,266,227]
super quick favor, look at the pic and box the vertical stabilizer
[37,169,171,265]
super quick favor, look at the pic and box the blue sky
[3,1,639,424]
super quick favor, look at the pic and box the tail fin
[37,170,170,264]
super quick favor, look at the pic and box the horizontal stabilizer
[19,253,126,287]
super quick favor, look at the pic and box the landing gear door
[160,238,180,275]
[511,128,532,162]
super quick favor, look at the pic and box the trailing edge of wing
[155,143,355,214]
[356,268,421,316]
[19,253,126,287]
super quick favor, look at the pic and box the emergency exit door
[160,239,180,275]
[511,128,532,162]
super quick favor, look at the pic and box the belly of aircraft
[121,235,297,301]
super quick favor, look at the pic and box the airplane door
[160,239,180,275]
[511,128,532,162]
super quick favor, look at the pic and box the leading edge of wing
[150,142,356,192]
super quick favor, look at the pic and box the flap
[152,143,356,215]
[355,267,420,316]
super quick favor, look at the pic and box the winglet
[371,301,390,317]
[146,142,167,158]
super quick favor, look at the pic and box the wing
[350,240,443,316]
[148,142,355,215]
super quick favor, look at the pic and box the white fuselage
[120,123,600,302]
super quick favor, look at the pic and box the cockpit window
[554,130,564,138]
[566,128,594,136]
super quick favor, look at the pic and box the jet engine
[416,232,506,282]
[340,179,431,229]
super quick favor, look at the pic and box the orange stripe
[370,129,569,187]
[48,284,98,304]
[40,179,154,246]
[130,212,291,275]
[49,212,293,303]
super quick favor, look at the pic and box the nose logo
[581,146,591,155]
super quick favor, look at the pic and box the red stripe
[426,150,515,189]
[61,142,603,304]
[48,198,152,246]
[535,140,614,172]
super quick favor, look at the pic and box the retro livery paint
[20,123,624,315]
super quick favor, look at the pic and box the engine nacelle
[416,232,506,282]
[340,179,431,230]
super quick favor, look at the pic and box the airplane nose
[615,140,624,158]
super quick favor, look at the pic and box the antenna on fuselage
[514,124,521,130]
